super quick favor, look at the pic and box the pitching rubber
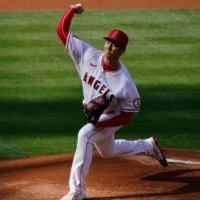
[167,158,200,167]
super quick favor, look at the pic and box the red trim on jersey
[95,111,133,127]
[102,60,121,72]
[56,7,76,45]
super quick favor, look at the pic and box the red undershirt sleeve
[95,111,133,128]
[56,7,76,45]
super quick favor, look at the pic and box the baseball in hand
[72,3,84,14]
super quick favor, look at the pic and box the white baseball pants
[68,114,153,196]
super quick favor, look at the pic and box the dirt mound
[0,149,200,199]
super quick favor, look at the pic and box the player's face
[104,40,125,59]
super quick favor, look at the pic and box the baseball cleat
[149,137,168,167]
[60,191,87,200]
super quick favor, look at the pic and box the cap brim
[103,37,122,47]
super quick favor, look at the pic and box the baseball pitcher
[57,3,168,200]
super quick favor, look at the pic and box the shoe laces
[153,147,162,159]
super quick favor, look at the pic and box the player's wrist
[68,6,76,14]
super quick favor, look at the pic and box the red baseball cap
[103,29,129,47]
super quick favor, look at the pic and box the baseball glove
[84,95,110,124]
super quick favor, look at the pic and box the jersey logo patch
[133,98,141,109]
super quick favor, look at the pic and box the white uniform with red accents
[57,5,158,199]
[65,33,152,195]
[66,33,140,113]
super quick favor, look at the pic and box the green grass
[0,9,200,159]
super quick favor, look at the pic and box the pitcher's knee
[77,125,95,144]
[77,129,89,143]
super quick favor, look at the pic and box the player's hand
[70,3,84,14]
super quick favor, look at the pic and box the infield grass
[0,9,200,159]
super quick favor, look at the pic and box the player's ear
[120,47,126,55]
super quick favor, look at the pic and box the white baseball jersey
[65,33,141,114]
